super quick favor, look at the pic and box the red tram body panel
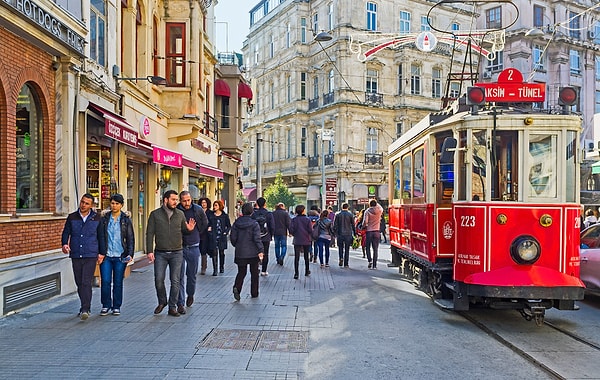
[387,71,585,323]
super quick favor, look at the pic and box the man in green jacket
[146,190,196,317]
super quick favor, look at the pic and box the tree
[263,172,296,210]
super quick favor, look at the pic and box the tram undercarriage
[393,245,581,325]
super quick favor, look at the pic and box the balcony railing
[323,91,334,105]
[325,153,334,165]
[203,112,218,141]
[308,155,319,168]
[365,153,383,166]
[308,97,319,110]
[365,92,383,105]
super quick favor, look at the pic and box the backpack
[255,213,269,238]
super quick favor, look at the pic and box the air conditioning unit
[482,71,492,79]
[588,30,597,40]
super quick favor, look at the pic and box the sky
[214,0,253,53]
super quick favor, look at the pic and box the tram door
[436,135,456,255]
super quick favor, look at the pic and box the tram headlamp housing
[510,235,541,265]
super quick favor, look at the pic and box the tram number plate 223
[460,215,476,227]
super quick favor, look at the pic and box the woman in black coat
[230,203,264,300]
[197,197,212,275]
[207,199,231,275]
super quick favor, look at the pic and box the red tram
[387,68,585,324]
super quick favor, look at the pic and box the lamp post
[319,123,333,211]
[256,132,262,198]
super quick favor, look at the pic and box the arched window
[16,84,42,211]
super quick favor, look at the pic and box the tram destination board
[475,68,545,103]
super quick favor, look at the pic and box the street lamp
[114,76,167,86]
[319,124,333,211]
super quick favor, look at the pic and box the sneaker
[325,264,330,267]
[233,287,241,301]
[344,265,350,269]
[112,309,121,316]
[261,272,268,276]
[368,262,372,269]
[294,274,299,279]
[320,264,325,268]
[80,311,90,321]
[100,308,110,316]
[339,259,343,266]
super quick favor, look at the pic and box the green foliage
[263,172,296,210]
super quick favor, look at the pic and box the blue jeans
[317,238,331,265]
[274,235,287,261]
[100,256,127,309]
[153,250,183,308]
[365,231,381,267]
[178,245,200,306]
[337,235,353,266]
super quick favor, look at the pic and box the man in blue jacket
[61,193,106,320]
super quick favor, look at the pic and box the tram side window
[528,134,557,198]
[393,160,402,202]
[458,131,467,200]
[413,148,425,201]
[472,130,487,201]
[402,154,412,200]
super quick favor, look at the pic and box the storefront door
[127,161,146,252]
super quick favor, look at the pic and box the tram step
[443,282,456,292]
[433,298,454,310]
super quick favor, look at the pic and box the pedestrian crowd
[61,191,386,320]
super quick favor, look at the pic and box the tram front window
[527,134,557,198]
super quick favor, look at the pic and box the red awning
[238,82,253,99]
[215,79,230,97]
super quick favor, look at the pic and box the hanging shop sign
[153,146,183,168]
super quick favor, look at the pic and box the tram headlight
[510,235,541,265]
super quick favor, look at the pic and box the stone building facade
[240,0,477,211]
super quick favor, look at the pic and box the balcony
[203,112,218,141]
[365,92,383,105]
[308,155,319,168]
[325,153,334,165]
[308,97,319,111]
[365,153,383,166]
[323,91,334,105]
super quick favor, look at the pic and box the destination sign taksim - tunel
[475,68,545,102]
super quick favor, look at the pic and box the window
[396,122,403,138]
[367,2,377,31]
[301,127,307,157]
[221,97,230,129]
[451,22,460,32]
[570,49,581,75]
[401,154,412,199]
[166,23,186,86]
[398,64,403,95]
[286,24,291,48]
[486,7,501,29]
[366,69,378,93]
[328,69,334,93]
[366,127,378,154]
[16,84,43,211]
[432,68,441,98]
[287,129,292,159]
[487,51,503,71]
[313,132,318,157]
[421,16,431,31]
[254,44,259,66]
[594,21,600,44]
[300,17,307,44]
[528,134,557,198]
[533,44,544,71]
[413,149,424,199]
[328,3,334,31]
[90,0,106,66]
[410,64,421,95]
[153,18,159,77]
[450,82,460,98]
[300,72,306,100]
[569,11,580,39]
[287,76,292,102]
[595,91,600,114]
[400,11,411,33]
[533,5,544,28]
[596,57,600,81]
[55,0,82,19]
[313,76,319,99]
[269,35,274,58]
[313,12,319,34]
[270,82,275,109]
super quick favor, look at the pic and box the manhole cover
[199,329,308,353]
[199,329,261,350]
[256,330,308,353]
